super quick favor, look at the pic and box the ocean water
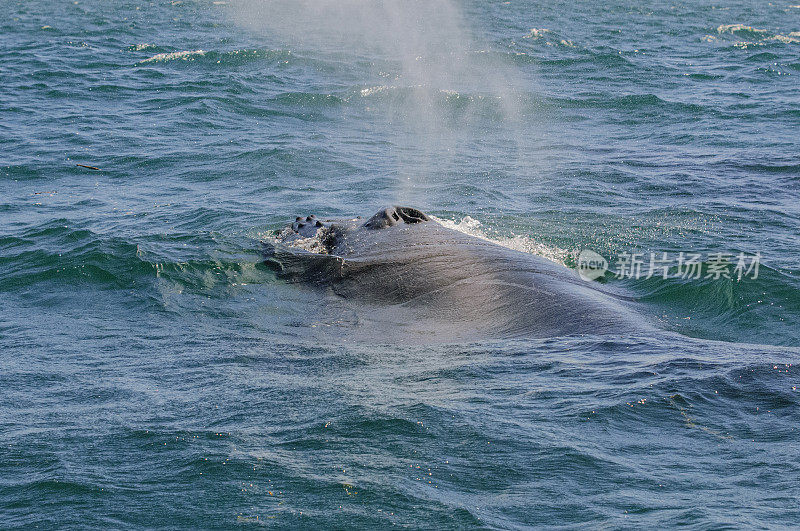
[2,0,799,527]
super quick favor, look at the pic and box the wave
[0,223,151,291]
[345,84,527,124]
[524,28,551,40]
[621,254,799,345]
[130,43,157,52]
[132,47,335,70]
[522,27,574,47]
[714,24,800,47]
[139,50,205,64]
[541,93,710,117]
[0,221,267,298]
[352,84,498,107]
[717,24,769,37]
[272,91,345,107]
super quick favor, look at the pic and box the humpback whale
[262,206,654,342]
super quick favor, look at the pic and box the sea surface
[2,0,800,527]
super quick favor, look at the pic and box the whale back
[263,208,654,340]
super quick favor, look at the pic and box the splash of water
[430,215,573,266]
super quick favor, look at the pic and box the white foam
[360,85,390,97]
[524,28,550,39]
[272,225,346,255]
[140,50,205,63]
[717,24,767,34]
[715,24,800,45]
[430,215,572,266]
[771,32,800,43]
[288,235,329,254]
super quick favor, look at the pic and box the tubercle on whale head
[362,206,430,230]
[279,206,430,250]
[292,214,326,238]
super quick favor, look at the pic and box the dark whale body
[263,206,654,342]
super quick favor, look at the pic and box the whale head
[264,206,432,280]
[285,206,429,242]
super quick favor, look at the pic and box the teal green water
[2,0,799,527]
